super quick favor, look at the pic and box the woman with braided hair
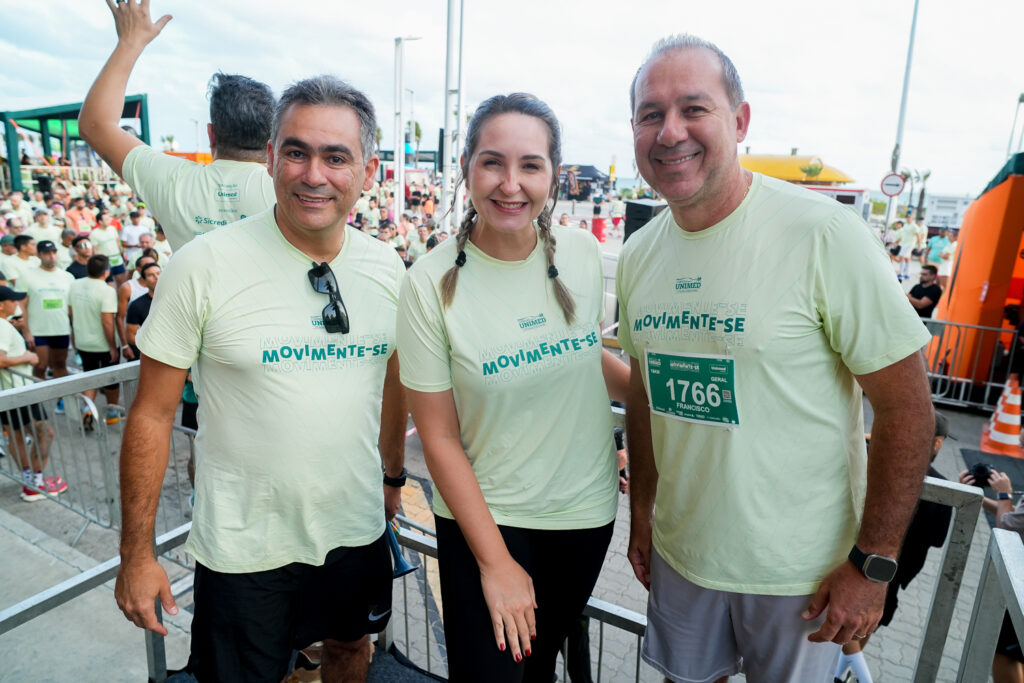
[397,93,629,682]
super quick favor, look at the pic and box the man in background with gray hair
[79,0,277,251]
[114,72,408,683]
[617,34,935,682]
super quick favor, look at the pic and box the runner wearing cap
[26,209,63,246]
[20,240,75,381]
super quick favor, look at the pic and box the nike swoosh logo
[368,608,391,624]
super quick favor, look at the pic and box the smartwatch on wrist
[383,467,407,488]
[848,545,898,583]
[998,492,1012,501]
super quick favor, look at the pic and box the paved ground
[0,206,1010,681]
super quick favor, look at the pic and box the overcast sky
[2,0,1022,198]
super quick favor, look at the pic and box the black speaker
[624,199,668,243]
[34,173,53,196]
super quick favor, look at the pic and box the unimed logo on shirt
[675,277,702,292]
[517,313,547,330]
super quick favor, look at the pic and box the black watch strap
[383,467,408,488]
[848,544,898,583]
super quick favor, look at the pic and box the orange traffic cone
[981,374,1024,459]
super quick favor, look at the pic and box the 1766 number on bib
[645,350,739,426]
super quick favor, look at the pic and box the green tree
[799,162,823,180]
[915,169,931,221]
[899,168,915,218]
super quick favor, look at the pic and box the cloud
[2,0,1022,197]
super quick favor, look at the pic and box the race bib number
[646,350,739,426]
[109,254,123,267]
[42,298,62,310]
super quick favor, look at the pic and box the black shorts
[78,349,118,390]
[435,515,614,683]
[0,403,47,430]
[997,610,1024,663]
[35,335,71,350]
[187,533,392,683]
[110,263,126,275]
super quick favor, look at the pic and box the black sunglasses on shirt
[307,261,350,334]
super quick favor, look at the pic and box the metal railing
[911,477,984,682]
[957,528,1024,682]
[0,363,194,549]
[0,365,1004,682]
[19,164,118,189]
[924,319,1018,410]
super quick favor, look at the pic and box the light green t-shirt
[398,226,618,530]
[55,244,73,270]
[407,237,428,262]
[897,225,917,249]
[68,277,117,352]
[26,224,63,246]
[0,318,32,389]
[122,145,276,251]
[22,267,74,337]
[0,254,23,283]
[89,226,124,268]
[913,222,928,244]
[7,256,41,293]
[138,209,406,573]
[616,174,931,595]
[154,238,174,264]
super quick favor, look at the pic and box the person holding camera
[959,466,1024,683]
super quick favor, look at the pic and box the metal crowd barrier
[924,319,1019,410]
[911,477,984,682]
[0,365,1002,682]
[957,528,1024,682]
[0,363,194,549]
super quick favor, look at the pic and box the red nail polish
[531,633,537,641]
[526,649,532,657]
[499,642,505,652]
[515,653,522,663]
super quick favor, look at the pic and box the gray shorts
[642,549,840,683]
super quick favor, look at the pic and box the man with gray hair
[79,0,276,251]
[617,34,935,682]
[115,74,407,683]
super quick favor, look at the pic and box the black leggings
[435,515,614,683]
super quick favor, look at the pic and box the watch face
[863,555,898,583]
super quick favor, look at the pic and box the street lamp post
[885,0,920,229]
[394,36,421,221]
[440,0,464,232]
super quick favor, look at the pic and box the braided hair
[440,93,575,324]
